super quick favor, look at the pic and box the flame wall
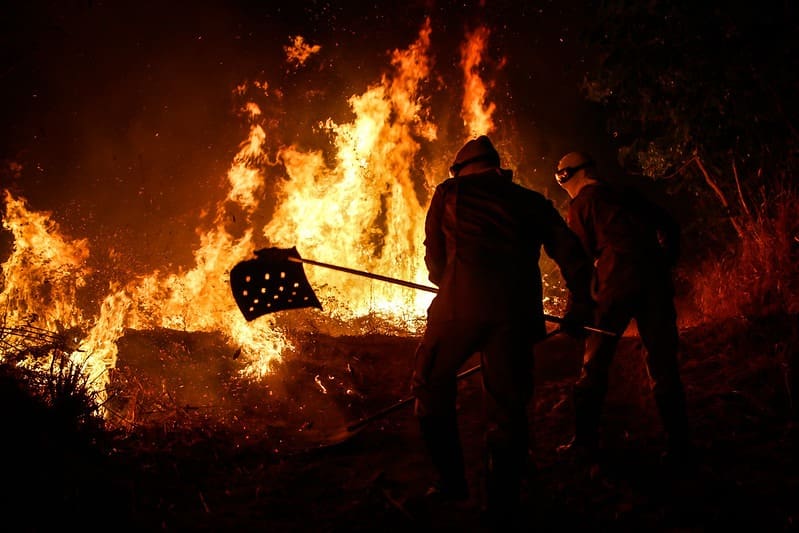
[1,6,600,407]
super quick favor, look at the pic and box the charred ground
[2,312,797,532]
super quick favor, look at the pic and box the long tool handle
[345,326,564,433]
[288,255,615,336]
[346,363,482,433]
[288,255,435,293]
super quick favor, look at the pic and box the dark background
[0,0,617,271]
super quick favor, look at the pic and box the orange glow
[264,19,436,324]
[461,26,497,138]
[284,35,322,68]
[0,20,560,420]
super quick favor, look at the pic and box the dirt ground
[5,316,799,532]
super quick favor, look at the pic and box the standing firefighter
[554,151,693,463]
[412,136,593,522]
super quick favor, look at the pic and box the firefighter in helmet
[554,151,693,463]
[412,136,593,522]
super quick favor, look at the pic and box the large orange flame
[0,20,559,418]
[461,26,497,138]
[264,20,436,324]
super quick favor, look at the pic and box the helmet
[555,151,595,184]
[450,135,500,177]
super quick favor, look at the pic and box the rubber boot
[418,415,468,501]
[483,440,524,529]
[655,388,695,466]
[558,385,603,460]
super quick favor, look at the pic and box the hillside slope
[2,315,798,531]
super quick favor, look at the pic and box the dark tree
[580,2,799,317]
[582,1,798,219]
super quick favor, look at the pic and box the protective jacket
[424,167,592,337]
[567,182,680,304]
[564,180,689,454]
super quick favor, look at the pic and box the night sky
[0,1,615,271]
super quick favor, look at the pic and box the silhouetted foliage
[582,1,798,187]
[580,1,799,311]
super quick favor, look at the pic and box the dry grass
[0,323,106,437]
[688,179,799,321]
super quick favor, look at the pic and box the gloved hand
[562,299,594,339]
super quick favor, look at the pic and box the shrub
[689,178,799,320]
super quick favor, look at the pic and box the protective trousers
[574,283,689,448]
[412,318,534,513]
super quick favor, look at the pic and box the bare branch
[732,157,752,220]
[693,156,745,239]
[660,155,700,181]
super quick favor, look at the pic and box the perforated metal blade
[230,247,322,321]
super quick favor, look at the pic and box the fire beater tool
[229,246,615,336]
[228,247,613,447]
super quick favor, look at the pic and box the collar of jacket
[457,167,513,181]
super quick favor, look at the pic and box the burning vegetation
[1,6,797,531]
[1,21,557,438]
